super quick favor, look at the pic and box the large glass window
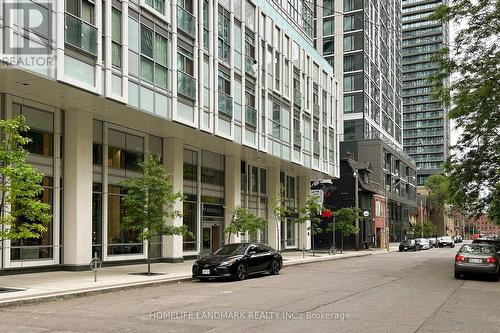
[12,104,54,157]
[11,177,54,260]
[218,9,230,63]
[323,18,334,36]
[107,130,144,172]
[145,0,165,14]
[344,93,363,114]
[323,37,334,55]
[92,183,103,258]
[107,185,143,255]
[344,53,363,72]
[111,8,122,68]
[183,149,198,252]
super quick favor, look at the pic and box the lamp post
[353,171,359,251]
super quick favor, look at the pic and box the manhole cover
[0,287,25,293]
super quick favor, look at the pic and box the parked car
[428,238,438,248]
[192,243,283,281]
[472,237,500,253]
[399,239,418,252]
[454,243,500,281]
[438,236,455,248]
[416,238,431,250]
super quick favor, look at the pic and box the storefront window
[11,177,54,260]
[183,149,198,252]
[107,185,143,255]
[92,183,103,258]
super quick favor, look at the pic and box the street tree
[225,207,267,242]
[430,1,500,223]
[271,186,288,251]
[295,194,322,255]
[330,208,360,253]
[425,174,450,213]
[120,153,191,275]
[0,116,52,240]
[414,222,437,238]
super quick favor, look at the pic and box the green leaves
[430,0,500,223]
[225,207,268,238]
[120,153,191,242]
[0,116,52,240]
[425,174,450,213]
[295,195,323,235]
[413,222,437,238]
[329,208,360,237]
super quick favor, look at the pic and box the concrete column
[298,176,311,250]
[224,155,241,244]
[162,137,184,262]
[63,109,93,268]
[267,166,280,250]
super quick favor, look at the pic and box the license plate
[202,269,210,275]
[469,258,482,263]
[404,247,408,250]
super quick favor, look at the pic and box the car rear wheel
[270,259,281,275]
[235,263,247,281]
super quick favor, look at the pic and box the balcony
[245,55,256,77]
[218,91,233,118]
[293,90,301,108]
[313,140,321,156]
[177,71,196,100]
[313,103,320,119]
[293,130,302,147]
[65,13,97,55]
[177,6,195,37]
[245,105,257,128]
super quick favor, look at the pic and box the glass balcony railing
[177,6,195,36]
[293,90,301,107]
[293,130,302,147]
[245,105,257,127]
[218,91,233,118]
[245,55,256,77]
[177,71,196,100]
[313,140,321,156]
[65,13,97,55]
[313,103,320,118]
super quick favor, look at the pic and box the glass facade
[401,0,449,185]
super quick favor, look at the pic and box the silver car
[454,244,500,281]
[416,238,431,250]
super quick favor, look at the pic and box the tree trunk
[147,240,151,275]
[340,231,344,254]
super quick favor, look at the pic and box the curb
[0,251,388,309]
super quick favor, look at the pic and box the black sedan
[192,243,283,281]
[454,244,500,281]
[399,239,418,252]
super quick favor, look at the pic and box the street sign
[363,210,370,217]
[310,189,324,208]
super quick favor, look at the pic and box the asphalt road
[1,247,500,333]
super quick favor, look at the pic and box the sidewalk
[0,248,388,308]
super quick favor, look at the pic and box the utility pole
[420,198,424,238]
[354,171,359,251]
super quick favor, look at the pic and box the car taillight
[486,257,497,263]
[455,255,465,262]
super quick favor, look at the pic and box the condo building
[402,0,450,186]
[0,0,339,271]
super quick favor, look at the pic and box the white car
[416,238,431,250]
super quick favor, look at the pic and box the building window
[145,0,165,15]
[344,13,363,31]
[344,53,363,72]
[92,183,103,258]
[107,130,144,172]
[323,18,334,36]
[343,0,363,12]
[138,24,168,89]
[343,33,363,52]
[107,185,143,255]
[323,37,334,55]
[111,7,122,68]
[343,94,363,114]
[11,177,54,260]
[218,9,230,63]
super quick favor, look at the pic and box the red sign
[322,210,332,218]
